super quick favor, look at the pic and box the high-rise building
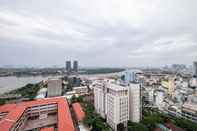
[128,83,141,122]
[121,70,136,83]
[106,83,129,131]
[193,61,197,77]
[94,81,106,118]
[73,60,78,72]
[47,78,62,97]
[94,80,141,131]
[66,61,72,73]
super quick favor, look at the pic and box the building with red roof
[0,97,75,131]
[0,103,16,120]
[72,102,85,122]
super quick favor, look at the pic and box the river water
[0,72,119,95]
[0,75,62,94]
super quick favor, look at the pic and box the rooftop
[107,83,128,91]
[40,127,54,131]
[72,102,85,122]
[0,103,17,113]
[0,97,75,131]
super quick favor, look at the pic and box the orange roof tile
[58,99,75,131]
[0,120,14,131]
[0,103,16,113]
[40,127,54,131]
[72,103,85,122]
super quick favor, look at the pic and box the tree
[128,121,148,131]
[83,102,110,131]
[173,117,197,131]
[83,114,94,127]
[0,99,5,105]
[71,95,77,103]
[76,95,84,102]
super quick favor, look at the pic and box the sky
[0,0,197,68]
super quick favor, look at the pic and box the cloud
[0,0,197,67]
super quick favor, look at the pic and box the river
[0,75,62,94]
[0,72,120,95]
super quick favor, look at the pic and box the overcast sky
[0,0,197,68]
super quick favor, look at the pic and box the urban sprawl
[0,61,197,131]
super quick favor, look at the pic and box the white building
[94,80,141,131]
[94,81,106,118]
[47,78,62,97]
[154,90,165,109]
[106,83,129,131]
[128,83,141,122]
[144,87,154,104]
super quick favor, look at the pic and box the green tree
[83,102,110,131]
[70,95,77,103]
[76,95,84,102]
[128,121,148,131]
[173,117,197,131]
[0,99,5,105]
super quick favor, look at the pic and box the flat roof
[0,97,75,131]
[72,103,85,122]
[182,103,197,112]
[0,103,16,113]
[107,83,128,91]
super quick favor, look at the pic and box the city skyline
[0,0,197,67]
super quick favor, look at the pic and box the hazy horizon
[0,0,197,67]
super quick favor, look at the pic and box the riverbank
[0,75,62,94]
[0,83,40,105]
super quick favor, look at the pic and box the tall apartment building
[66,61,72,73]
[106,83,129,131]
[73,60,78,72]
[47,78,62,97]
[128,83,141,122]
[121,70,136,83]
[94,81,106,118]
[193,61,197,77]
[94,80,141,130]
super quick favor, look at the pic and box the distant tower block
[73,60,78,72]
[193,61,197,77]
[66,61,71,73]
